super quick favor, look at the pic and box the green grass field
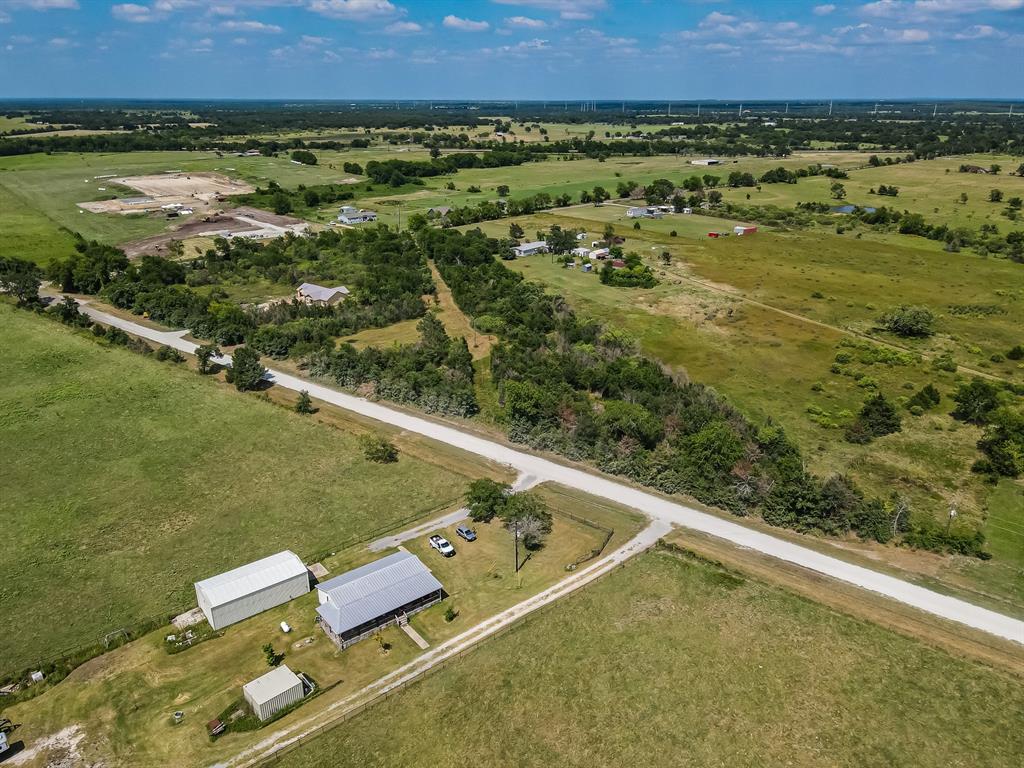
[722,153,1024,234]
[273,546,1024,768]
[0,303,475,674]
[472,216,1022,608]
[5,482,642,768]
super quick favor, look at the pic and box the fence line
[1,494,464,687]
[253,555,635,767]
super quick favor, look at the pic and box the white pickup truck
[428,534,456,557]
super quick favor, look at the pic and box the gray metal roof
[316,551,442,636]
[195,551,307,608]
[242,665,302,706]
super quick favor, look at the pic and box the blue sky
[0,1,1021,99]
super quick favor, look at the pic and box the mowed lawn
[0,304,469,674]
[274,546,1024,768]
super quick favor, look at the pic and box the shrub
[360,434,398,463]
[846,393,901,443]
[155,345,184,363]
[226,346,266,392]
[1007,344,1024,360]
[670,230,677,237]
[878,305,935,337]
[931,353,957,372]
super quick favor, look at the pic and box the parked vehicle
[429,534,456,557]
[456,524,477,542]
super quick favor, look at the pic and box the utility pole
[738,102,742,118]
[512,518,521,573]
[933,103,938,118]
[828,99,833,117]
[785,102,789,115]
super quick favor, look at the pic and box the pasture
[479,216,1023,608]
[272,545,1024,768]
[0,303,483,674]
[4,480,642,768]
[723,153,1024,233]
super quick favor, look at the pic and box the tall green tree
[227,346,266,391]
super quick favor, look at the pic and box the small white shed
[195,551,310,630]
[243,665,304,721]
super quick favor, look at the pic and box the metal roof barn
[243,665,304,721]
[316,551,443,648]
[195,551,310,630]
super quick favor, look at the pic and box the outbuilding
[243,665,304,721]
[734,225,758,236]
[296,282,350,306]
[195,551,310,630]
[512,241,548,258]
[316,550,444,649]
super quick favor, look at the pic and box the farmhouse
[512,241,548,257]
[194,551,310,631]
[243,665,305,721]
[338,205,378,224]
[296,282,350,306]
[315,550,444,649]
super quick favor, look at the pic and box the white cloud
[480,37,550,56]
[308,0,402,20]
[48,35,74,47]
[702,11,737,25]
[860,0,1022,20]
[220,19,282,33]
[504,15,546,28]
[301,34,330,45]
[492,0,606,21]
[813,3,837,14]
[443,14,489,31]
[22,0,80,9]
[111,3,156,22]
[384,20,422,34]
[192,36,213,52]
[953,23,1005,38]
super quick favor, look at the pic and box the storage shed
[243,665,304,721]
[316,551,443,649]
[195,551,310,630]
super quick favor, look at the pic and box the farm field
[0,147,426,262]
[469,216,1023,609]
[0,303,488,675]
[722,153,1024,233]
[356,149,896,229]
[4,481,642,768]
[271,545,1024,768]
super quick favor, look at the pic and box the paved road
[213,518,673,768]
[76,300,1024,646]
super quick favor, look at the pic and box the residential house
[296,282,350,306]
[512,241,548,258]
[337,205,378,224]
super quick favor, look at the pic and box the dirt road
[72,299,1024,647]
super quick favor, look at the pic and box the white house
[571,246,591,258]
[512,241,548,258]
[337,205,378,225]
[590,247,610,260]
[243,665,305,721]
[690,158,721,166]
[195,551,310,631]
[296,282,350,306]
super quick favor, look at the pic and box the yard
[270,545,1024,768]
[0,303,490,675]
[4,480,643,768]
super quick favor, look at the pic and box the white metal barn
[195,551,310,630]
[243,665,304,721]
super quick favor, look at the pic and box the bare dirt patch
[77,172,253,215]
[120,207,309,258]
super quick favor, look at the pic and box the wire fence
[253,554,634,767]
[0,494,464,693]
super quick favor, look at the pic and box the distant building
[427,206,451,218]
[337,205,378,224]
[195,551,310,631]
[734,225,758,236]
[512,241,548,258]
[316,551,444,649]
[690,158,721,166]
[590,247,610,259]
[243,665,304,721]
[611,259,627,268]
[295,282,350,306]
[627,206,663,219]
[571,246,591,258]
